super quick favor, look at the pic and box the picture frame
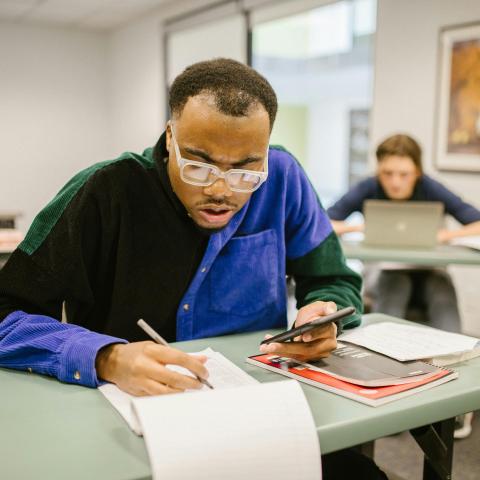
[435,22,480,171]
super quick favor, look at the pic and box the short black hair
[169,58,277,130]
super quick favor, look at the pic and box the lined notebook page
[99,348,257,435]
[339,322,479,361]
[169,348,258,389]
[132,380,321,480]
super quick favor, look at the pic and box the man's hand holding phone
[259,302,355,362]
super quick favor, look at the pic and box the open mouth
[197,208,234,225]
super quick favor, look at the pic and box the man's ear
[165,121,172,152]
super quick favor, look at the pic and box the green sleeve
[286,231,363,330]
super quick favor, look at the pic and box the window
[251,0,377,206]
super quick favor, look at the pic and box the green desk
[2,314,479,480]
[342,241,480,267]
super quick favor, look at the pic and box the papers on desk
[279,341,443,387]
[100,348,322,480]
[338,322,480,364]
[136,381,321,480]
[247,353,457,407]
[99,348,257,434]
[449,235,480,251]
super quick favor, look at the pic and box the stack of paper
[450,235,480,251]
[247,353,457,407]
[338,322,480,365]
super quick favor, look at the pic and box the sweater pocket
[209,229,279,316]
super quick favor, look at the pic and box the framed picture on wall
[435,23,480,171]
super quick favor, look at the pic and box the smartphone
[260,306,356,345]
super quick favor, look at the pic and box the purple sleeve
[0,310,127,387]
[284,160,333,259]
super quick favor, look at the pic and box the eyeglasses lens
[182,164,261,192]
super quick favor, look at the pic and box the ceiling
[0,0,176,31]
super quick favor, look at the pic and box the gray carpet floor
[375,411,480,479]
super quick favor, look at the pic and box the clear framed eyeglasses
[169,124,268,193]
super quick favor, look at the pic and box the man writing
[0,58,361,394]
[0,58,392,480]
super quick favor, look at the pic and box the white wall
[107,0,247,156]
[166,14,247,85]
[371,0,480,335]
[371,0,480,202]
[0,23,110,231]
[0,0,222,231]
[108,15,164,155]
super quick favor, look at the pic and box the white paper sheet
[99,348,258,435]
[133,380,321,480]
[450,235,480,250]
[338,322,479,361]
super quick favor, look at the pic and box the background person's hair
[169,58,278,131]
[376,134,423,174]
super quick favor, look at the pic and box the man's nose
[203,178,233,198]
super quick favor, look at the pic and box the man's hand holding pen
[95,341,210,396]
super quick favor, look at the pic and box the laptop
[363,200,444,249]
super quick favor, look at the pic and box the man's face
[166,95,271,231]
[377,155,420,200]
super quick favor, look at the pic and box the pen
[260,306,356,345]
[137,318,214,390]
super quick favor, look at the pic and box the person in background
[327,133,480,438]
[0,58,387,478]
